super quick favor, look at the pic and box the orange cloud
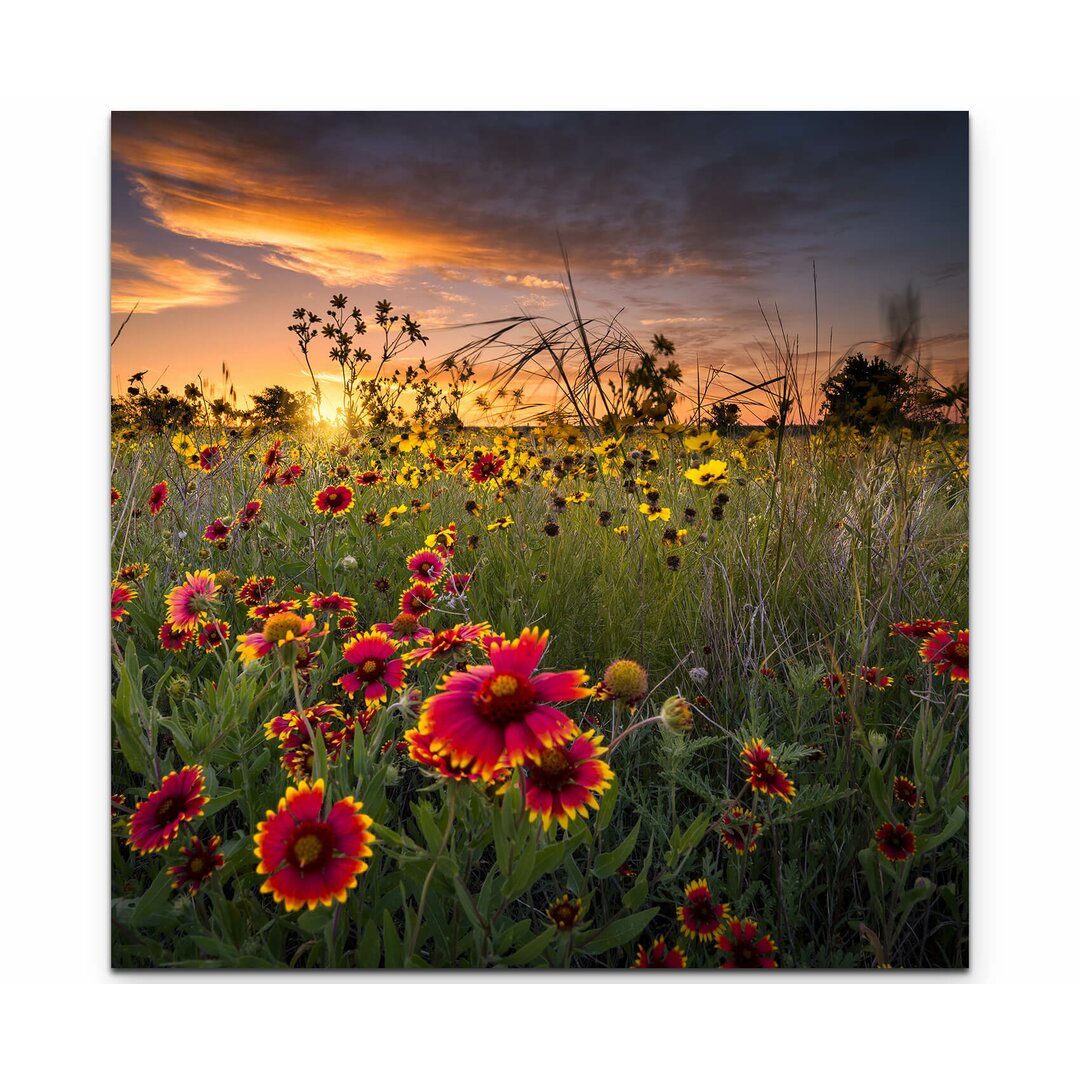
[113,127,516,288]
[111,242,242,314]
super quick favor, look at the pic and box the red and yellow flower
[889,619,956,641]
[237,575,275,606]
[148,480,168,516]
[112,582,138,622]
[337,631,405,703]
[196,620,230,651]
[165,570,218,631]
[308,592,357,614]
[167,833,225,895]
[418,627,588,782]
[517,728,614,830]
[919,627,969,683]
[374,611,434,645]
[159,620,195,651]
[312,484,354,516]
[237,611,326,665]
[406,547,447,584]
[254,778,375,912]
[875,821,917,862]
[202,518,231,542]
[740,738,796,803]
[892,775,919,810]
[128,766,208,854]
[857,665,894,690]
[400,582,436,617]
[716,805,761,854]
[633,937,688,968]
[546,894,583,931]
[401,621,490,666]
[716,918,779,968]
[677,879,730,941]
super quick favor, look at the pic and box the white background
[3,1,1077,1073]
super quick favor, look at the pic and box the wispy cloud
[111,242,242,313]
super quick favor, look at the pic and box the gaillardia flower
[128,766,208,854]
[419,627,588,782]
[112,583,138,622]
[919,627,969,683]
[159,620,195,651]
[546,894,583,931]
[893,775,919,810]
[400,582,436,617]
[167,834,224,895]
[148,480,168,515]
[517,728,614,830]
[633,937,688,968]
[337,631,405,703]
[716,805,761,854]
[375,611,434,645]
[875,821,917,862]
[312,484,354,516]
[600,658,649,708]
[166,570,218,631]
[740,739,796,803]
[237,612,326,665]
[254,778,375,912]
[716,918,779,968]
[677,879,730,941]
[406,547,446,584]
[889,619,957,641]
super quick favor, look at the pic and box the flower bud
[339,555,358,571]
[660,695,693,735]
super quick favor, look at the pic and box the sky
[111,112,968,424]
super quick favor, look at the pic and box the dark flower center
[474,672,534,726]
[528,747,574,790]
[154,796,181,825]
[286,821,335,873]
[360,658,385,681]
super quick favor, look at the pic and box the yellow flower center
[362,659,379,674]
[189,857,204,873]
[489,674,520,697]
[263,612,304,643]
[293,834,324,868]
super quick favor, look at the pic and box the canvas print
[110,112,968,969]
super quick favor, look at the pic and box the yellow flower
[684,460,729,488]
[613,525,629,537]
[487,515,514,531]
[566,490,591,503]
[381,504,408,526]
[639,503,671,522]
[683,430,720,453]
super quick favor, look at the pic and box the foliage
[819,353,945,432]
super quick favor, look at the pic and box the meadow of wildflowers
[111,354,968,969]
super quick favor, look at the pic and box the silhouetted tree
[819,353,943,431]
[251,385,311,430]
[707,402,742,433]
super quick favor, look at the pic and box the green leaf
[866,765,892,821]
[596,774,618,831]
[500,925,557,967]
[131,868,174,927]
[917,805,966,854]
[502,836,538,903]
[596,818,641,878]
[297,906,332,934]
[201,789,241,818]
[356,915,382,967]
[382,909,403,968]
[578,906,660,955]
[622,837,654,910]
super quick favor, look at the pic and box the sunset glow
[112,112,968,422]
